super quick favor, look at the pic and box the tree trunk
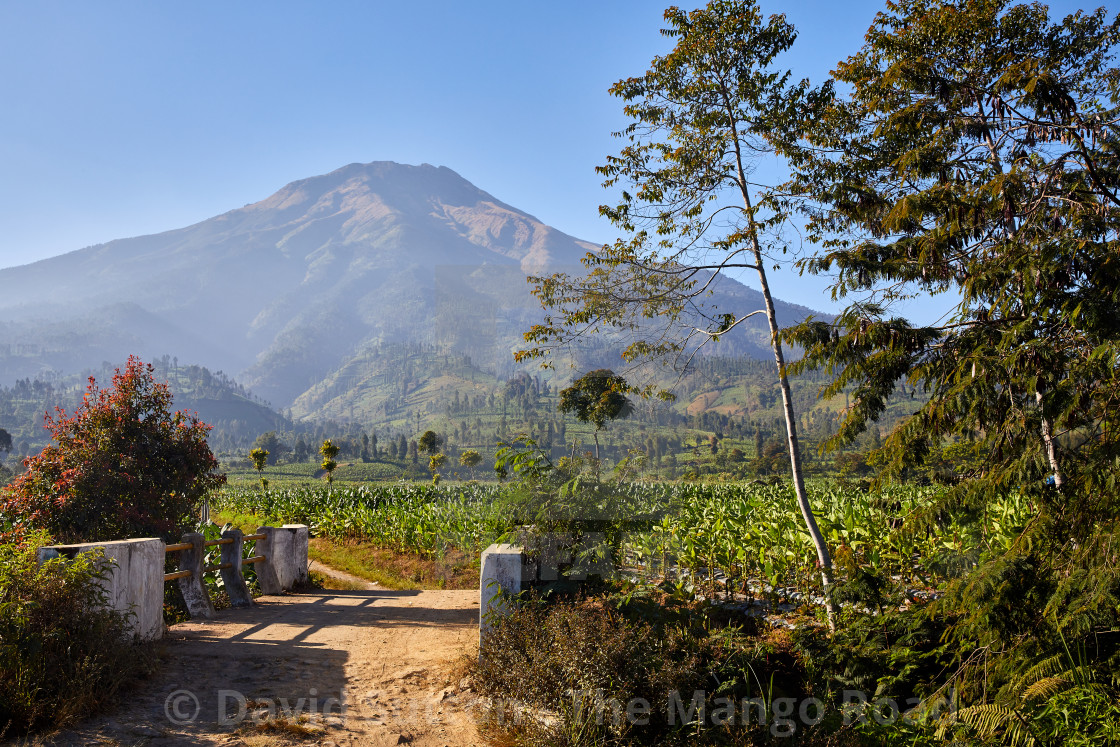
[740,189,840,632]
[1036,388,1064,491]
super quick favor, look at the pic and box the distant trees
[0,428,10,454]
[251,431,289,465]
[418,430,444,456]
[293,436,311,462]
[428,452,447,484]
[0,356,224,543]
[459,449,482,479]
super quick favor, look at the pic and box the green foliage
[558,370,634,463]
[0,356,224,543]
[495,437,661,580]
[249,447,269,473]
[251,431,289,465]
[211,482,509,557]
[0,531,152,735]
[319,439,340,485]
[558,370,634,432]
[925,616,1120,745]
[249,447,269,491]
[776,2,1120,733]
[785,0,1120,533]
[473,587,845,746]
[418,429,443,455]
[518,0,844,628]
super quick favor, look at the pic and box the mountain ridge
[0,161,825,419]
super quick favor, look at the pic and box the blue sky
[0,1,1099,321]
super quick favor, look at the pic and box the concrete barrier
[176,532,215,620]
[38,524,310,640]
[220,529,253,609]
[284,524,311,587]
[255,524,309,595]
[479,543,525,644]
[37,538,165,642]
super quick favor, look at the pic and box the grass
[309,537,478,590]
[210,509,268,534]
[308,570,368,591]
[211,510,479,591]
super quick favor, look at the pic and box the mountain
[0,357,289,457]
[0,161,824,422]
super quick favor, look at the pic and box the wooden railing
[162,533,266,582]
[162,525,310,619]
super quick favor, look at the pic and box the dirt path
[37,584,488,747]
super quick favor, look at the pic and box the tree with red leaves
[0,356,225,543]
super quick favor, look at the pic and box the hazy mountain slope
[0,161,826,420]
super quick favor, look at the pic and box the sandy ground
[33,572,489,747]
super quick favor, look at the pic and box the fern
[937,703,1036,746]
[1019,674,1072,704]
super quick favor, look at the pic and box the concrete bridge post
[255,524,309,595]
[176,532,215,619]
[479,543,526,645]
[220,529,253,609]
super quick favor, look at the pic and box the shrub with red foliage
[0,356,225,543]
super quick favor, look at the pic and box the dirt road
[38,579,488,747]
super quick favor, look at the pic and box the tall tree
[293,435,311,463]
[251,431,289,465]
[319,439,340,486]
[558,369,634,460]
[517,0,839,628]
[418,430,444,456]
[785,0,1120,542]
[459,449,482,480]
[250,447,269,491]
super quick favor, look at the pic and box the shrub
[0,531,152,736]
[0,356,225,543]
[473,586,840,746]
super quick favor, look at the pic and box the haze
[0,0,1092,321]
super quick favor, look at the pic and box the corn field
[211,480,1036,603]
[211,483,509,557]
[619,483,1035,603]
